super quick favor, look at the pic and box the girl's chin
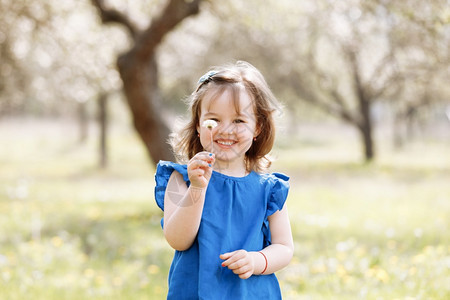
[211,153,244,164]
[210,152,229,162]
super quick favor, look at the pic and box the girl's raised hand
[220,250,255,280]
[187,152,215,189]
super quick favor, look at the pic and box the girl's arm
[220,204,294,279]
[163,153,214,251]
[256,204,294,274]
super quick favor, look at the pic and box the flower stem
[210,130,214,154]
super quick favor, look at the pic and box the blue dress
[154,161,290,300]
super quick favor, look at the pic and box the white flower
[202,120,218,130]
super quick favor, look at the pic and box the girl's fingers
[220,250,247,268]
[191,151,214,159]
[233,263,251,274]
[188,152,215,188]
[219,251,236,267]
[220,250,255,279]
[189,159,209,169]
[188,153,214,170]
[220,251,235,259]
[189,168,205,177]
[227,259,246,270]
[194,152,215,163]
[239,271,252,279]
[224,258,252,277]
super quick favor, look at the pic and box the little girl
[154,61,294,299]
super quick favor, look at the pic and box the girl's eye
[234,119,244,124]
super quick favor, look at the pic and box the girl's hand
[187,152,215,189]
[220,250,255,280]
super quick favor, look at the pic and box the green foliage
[1,119,449,299]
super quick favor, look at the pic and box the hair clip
[198,70,218,84]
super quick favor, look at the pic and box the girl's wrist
[187,185,206,204]
[189,181,209,192]
[189,184,206,190]
[259,251,268,274]
[251,251,268,275]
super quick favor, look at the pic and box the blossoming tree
[91,0,203,164]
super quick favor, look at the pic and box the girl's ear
[254,123,262,138]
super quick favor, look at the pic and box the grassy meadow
[0,118,449,299]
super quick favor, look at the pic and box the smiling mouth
[216,139,237,146]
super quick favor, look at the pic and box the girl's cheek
[238,124,254,136]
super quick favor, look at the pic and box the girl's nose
[218,122,235,136]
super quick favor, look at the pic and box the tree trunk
[78,102,88,144]
[98,92,108,168]
[349,48,375,162]
[118,54,173,164]
[91,0,202,165]
[358,97,374,162]
[393,111,405,149]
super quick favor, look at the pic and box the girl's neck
[213,159,248,177]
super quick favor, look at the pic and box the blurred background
[1,0,449,299]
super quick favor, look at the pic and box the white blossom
[202,120,218,130]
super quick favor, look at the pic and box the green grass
[1,118,449,299]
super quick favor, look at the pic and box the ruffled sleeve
[154,160,190,212]
[262,172,290,247]
[266,172,290,218]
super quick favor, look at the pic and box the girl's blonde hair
[171,61,282,173]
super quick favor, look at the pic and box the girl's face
[197,86,259,172]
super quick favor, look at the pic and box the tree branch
[133,0,201,61]
[287,69,357,125]
[90,0,138,37]
[304,36,358,124]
